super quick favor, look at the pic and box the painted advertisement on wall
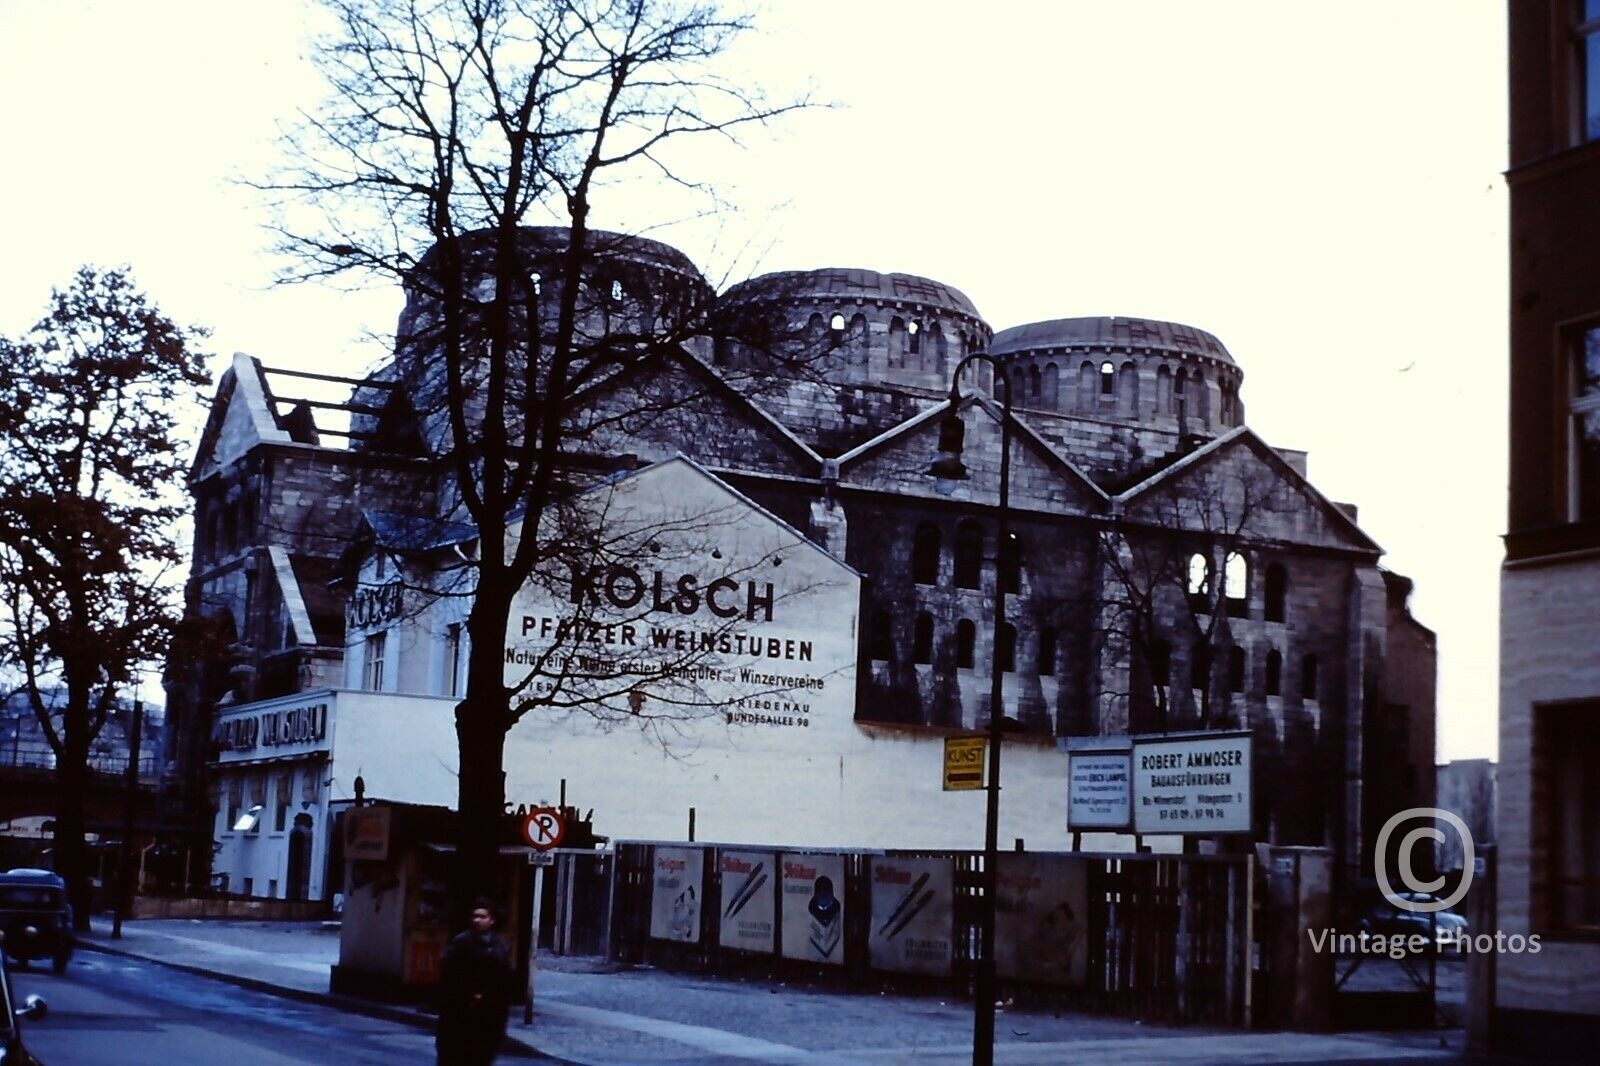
[779,852,846,966]
[718,850,777,953]
[867,856,953,977]
[503,457,857,734]
[994,853,1089,986]
[649,846,704,943]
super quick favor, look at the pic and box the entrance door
[287,814,314,901]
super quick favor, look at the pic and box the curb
[76,936,552,1061]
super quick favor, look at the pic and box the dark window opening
[999,531,1021,595]
[1038,626,1057,676]
[1150,639,1172,686]
[997,623,1017,673]
[954,520,982,589]
[1228,646,1246,692]
[912,522,940,585]
[1099,360,1115,397]
[1301,654,1319,700]
[1190,643,1211,692]
[1265,649,1282,696]
[913,613,934,664]
[1264,563,1288,623]
[908,320,921,354]
[828,312,846,345]
[1538,701,1600,932]
[955,620,976,669]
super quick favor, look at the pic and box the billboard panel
[718,849,777,953]
[649,846,704,943]
[994,853,1089,986]
[779,852,846,966]
[867,856,953,976]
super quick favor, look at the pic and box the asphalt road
[11,952,447,1065]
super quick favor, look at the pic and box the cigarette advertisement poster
[867,856,953,977]
[994,854,1088,986]
[779,852,845,966]
[718,850,777,953]
[649,846,704,943]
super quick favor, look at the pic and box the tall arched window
[1029,365,1042,401]
[1265,649,1283,696]
[1264,563,1288,622]
[888,317,906,369]
[908,319,921,355]
[1099,360,1115,398]
[828,312,846,345]
[1187,552,1211,612]
[954,520,982,589]
[999,532,1021,595]
[1038,626,1058,676]
[997,623,1017,672]
[912,523,940,585]
[913,613,934,664]
[1224,551,1249,615]
[1042,363,1059,410]
[1301,654,1319,700]
[1228,646,1246,692]
[956,620,976,669]
[1078,361,1097,411]
[869,609,891,661]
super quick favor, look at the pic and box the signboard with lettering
[867,856,953,977]
[1067,745,1132,830]
[717,850,777,954]
[347,580,404,631]
[649,846,704,943]
[779,852,846,966]
[943,736,985,791]
[1131,731,1253,835]
[994,853,1088,986]
[503,458,855,734]
[212,701,331,762]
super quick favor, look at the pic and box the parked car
[0,936,47,1064]
[1359,891,1469,948]
[0,871,72,974]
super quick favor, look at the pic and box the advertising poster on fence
[867,856,953,977]
[649,846,704,943]
[779,852,846,966]
[718,849,777,953]
[994,854,1088,986]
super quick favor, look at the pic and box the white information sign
[1067,751,1132,830]
[1132,732,1253,835]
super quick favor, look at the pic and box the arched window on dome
[1192,370,1210,426]
[1029,365,1042,402]
[1099,360,1115,400]
[829,312,846,346]
[1010,366,1026,405]
[888,317,906,369]
[1119,361,1139,415]
[848,313,869,365]
[1078,362,1097,411]
[1173,366,1187,415]
[908,319,921,355]
[912,522,940,585]
[913,613,934,665]
[933,323,948,375]
[1043,363,1059,410]
[807,312,826,350]
[956,619,976,669]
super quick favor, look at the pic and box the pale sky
[0,1,1508,762]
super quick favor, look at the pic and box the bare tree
[261,0,811,905]
[0,267,209,927]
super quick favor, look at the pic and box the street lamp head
[928,409,969,493]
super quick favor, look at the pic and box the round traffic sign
[521,806,566,851]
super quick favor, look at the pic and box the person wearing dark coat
[436,898,515,1066]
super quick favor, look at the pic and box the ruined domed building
[169,229,1434,902]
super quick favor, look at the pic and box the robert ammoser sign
[1131,731,1253,835]
[503,457,856,729]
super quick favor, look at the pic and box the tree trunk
[454,586,514,918]
[55,688,94,931]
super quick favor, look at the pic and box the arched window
[1099,360,1115,398]
[1264,563,1288,622]
[1156,364,1172,414]
[954,520,982,589]
[1228,646,1246,692]
[1078,362,1097,411]
[1029,365,1042,401]
[1224,551,1249,614]
[1119,361,1139,415]
[1265,649,1283,696]
[1192,370,1210,426]
[907,319,921,355]
[999,531,1021,595]
[1301,654,1319,700]
[888,317,906,369]
[1038,626,1058,676]
[956,619,976,669]
[869,609,891,661]
[1042,362,1059,410]
[1187,552,1211,612]
[912,523,940,585]
[1010,367,1026,404]
[997,622,1017,672]
[913,613,934,664]
[829,312,846,345]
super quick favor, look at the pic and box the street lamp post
[112,697,143,940]
[929,352,1011,1066]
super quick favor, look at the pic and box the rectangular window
[363,631,387,691]
[1572,324,1600,521]
[1537,702,1600,934]
[1578,2,1600,143]
[446,623,463,697]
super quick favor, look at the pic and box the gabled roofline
[188,353,296,482]
[834,393,1109,503]
[1114,425,1382,554]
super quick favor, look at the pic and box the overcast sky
[0,1,1507,761]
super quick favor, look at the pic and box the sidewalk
[77,917,1470,1064]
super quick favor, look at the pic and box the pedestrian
[437,897,514,1066]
